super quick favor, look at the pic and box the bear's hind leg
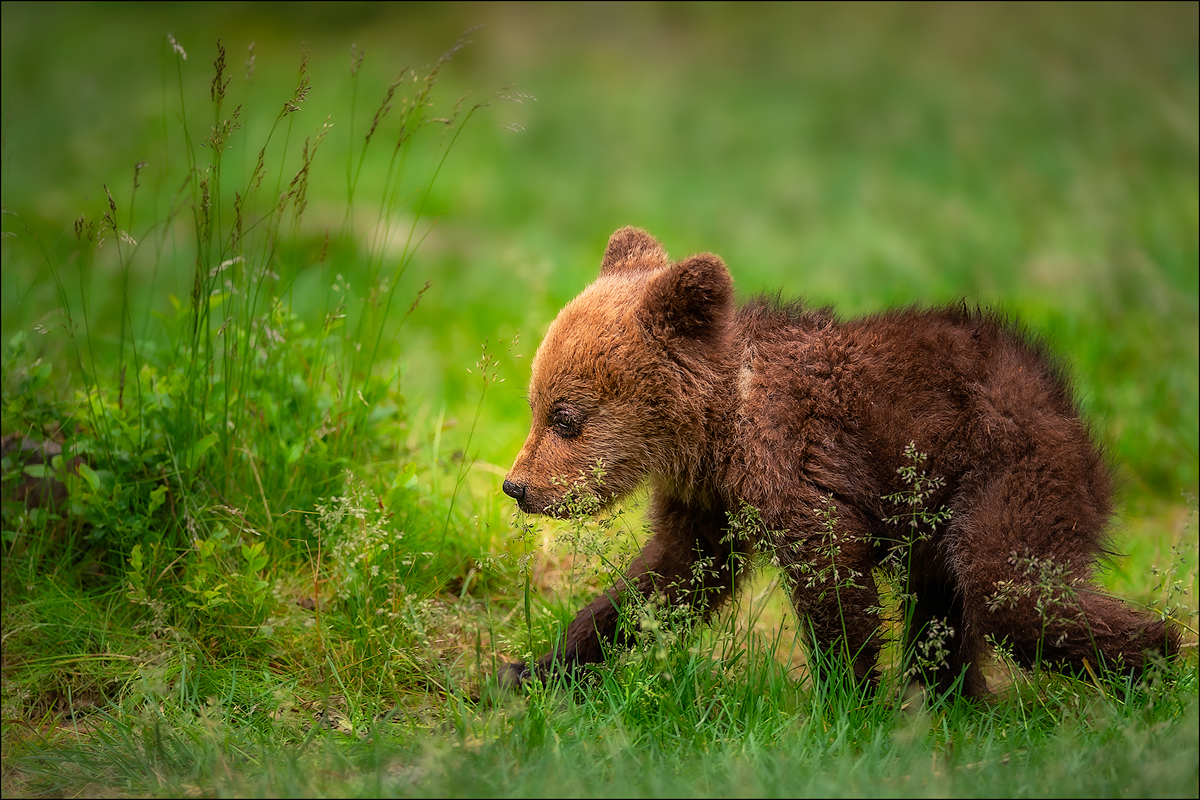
[902,554,989,698]
[950,463,1178,685]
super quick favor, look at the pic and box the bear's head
[502,227,734,517]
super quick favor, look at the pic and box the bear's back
[727,299,1092,516]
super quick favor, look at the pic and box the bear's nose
[502,479,525,501]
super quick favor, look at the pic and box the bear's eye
[548,407,583,440]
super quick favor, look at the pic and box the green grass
[2,2,1198,797]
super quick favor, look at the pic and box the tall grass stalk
[2,27,506,768]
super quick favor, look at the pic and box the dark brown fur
[500,227,1178,697]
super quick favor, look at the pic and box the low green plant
[1,27,513,748]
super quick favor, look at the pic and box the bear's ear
[600,226,669,275]
[638,253,733,348]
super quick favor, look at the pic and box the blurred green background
[3,1,1197,506]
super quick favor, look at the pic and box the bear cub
[500,226,1177,697]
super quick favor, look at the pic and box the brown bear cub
[500,226,1177,697]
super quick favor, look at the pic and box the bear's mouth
[514,496,547,516]
[514,489,605,520]
[517,492,569,519]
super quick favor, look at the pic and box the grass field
[2,2,1197,797]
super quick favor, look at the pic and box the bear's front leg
[789,566,884,691]
[776,499,885,691]
[500,492,750,688]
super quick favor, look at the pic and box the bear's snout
[504,477,551,514]
[501,477,564,517]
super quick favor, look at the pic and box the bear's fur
[500,226,1178,697]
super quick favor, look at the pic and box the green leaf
[22,463,48,479]
[147,484,168,514]
[128,543,144,590]
[187,432,219,471]
[384,466,420,510]
[77,461,101,493]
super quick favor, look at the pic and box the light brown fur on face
[499,227,1178,697]
[504,275,659,516]
[504,229,733,517]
